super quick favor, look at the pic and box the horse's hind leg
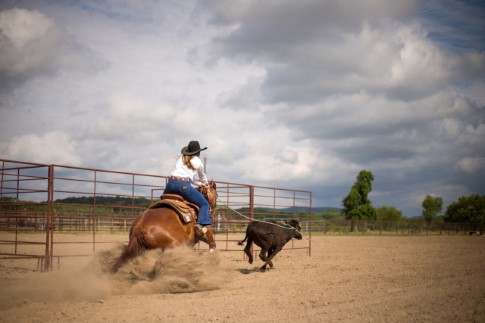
[111,232,144,273]
[148,257,162,279]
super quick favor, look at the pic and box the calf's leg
[260,245,283,272]
[258,247,274,268]
[258,248,267,262]
[243,238,254,264]
[266,247,275,268]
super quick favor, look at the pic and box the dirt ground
[0,234,484,323]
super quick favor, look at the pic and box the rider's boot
[194,223,207,238]
[205,225,216,252]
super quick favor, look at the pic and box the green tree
[443,194,485,223]
[421,195,443,224]
[342,170,376,220]
[376,206,403,222]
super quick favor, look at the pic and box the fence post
[249,185,254,256]
[249,185,254,220]
[44,165,54,271]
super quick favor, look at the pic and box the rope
[216,198,301,232]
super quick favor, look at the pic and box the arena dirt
[0,235,484,322]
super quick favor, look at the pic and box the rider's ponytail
[182,155,196,170]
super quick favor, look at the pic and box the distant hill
[54,196,151,207]
[53,196,341,213]
[278,206,341,213]
[234,206,341,213]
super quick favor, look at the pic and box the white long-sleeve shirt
[170,156,208,186]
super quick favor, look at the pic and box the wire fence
[2,211,481,236]
[308,219,483,235]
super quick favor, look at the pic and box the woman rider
[163,140,215,251]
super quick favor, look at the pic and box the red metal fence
[0,159,312,270]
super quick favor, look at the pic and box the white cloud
[0,7,103,85]
[0,132,80,165]
[0,7,52,47]
[457,157,485,174]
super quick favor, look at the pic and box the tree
[342,170,376,220]
[421,195,443,224]
[443,194,485,223]
[376,206,403,222]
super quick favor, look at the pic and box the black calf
[238,219,302,271]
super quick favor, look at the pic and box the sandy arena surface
[0,234,484,322]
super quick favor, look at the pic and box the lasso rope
[195,184,299,232]
[215,197,301,232]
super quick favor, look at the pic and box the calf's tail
[238,232,248,245]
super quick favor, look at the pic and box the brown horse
[111,181,218,273]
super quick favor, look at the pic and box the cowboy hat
[181,140,207,156]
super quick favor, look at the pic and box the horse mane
[198,181,218,211]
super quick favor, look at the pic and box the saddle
[149,194,200,224]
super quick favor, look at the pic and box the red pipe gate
[0,159,312,270]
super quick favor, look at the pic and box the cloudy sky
[1,0,484,216]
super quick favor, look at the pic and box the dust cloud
[0,245,233,309]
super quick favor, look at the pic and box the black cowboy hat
[181,140,207,156]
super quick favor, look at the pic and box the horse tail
[111,230,145,273]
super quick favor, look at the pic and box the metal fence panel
[1,159,312,270]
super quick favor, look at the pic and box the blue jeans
[163,179,211,225]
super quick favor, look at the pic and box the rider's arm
[191,157,208,186]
